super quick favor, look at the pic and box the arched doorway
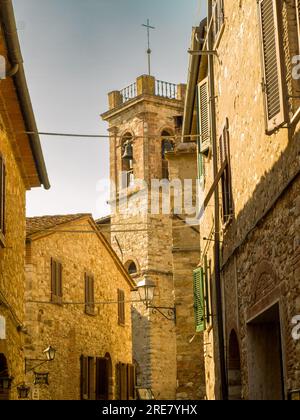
[0,354,9,401]
[228,330,242,400]
[161,130,174,180]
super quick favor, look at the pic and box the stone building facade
[0,0,49,400]
[101,75,206,399]
[184,0,300,400]
[24,214,135,400]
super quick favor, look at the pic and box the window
[219,121,233,225]
[161,131,174,180]
[258,0,287,132]
[197,78,210,182]
[118,289,125,326]
[127,261,138,276]
[0,156,6,238]
[204,256,212,325]
[193,267,206,333]
[51,259,63,304]
[85,273,95,315]
[121,133,134,189]
[212,0,225,44]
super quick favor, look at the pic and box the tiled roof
[26,214,90,237]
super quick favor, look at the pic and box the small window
[0,156,6,237]
[118,289,125,326]
[85,273,95,315]
[51,259,63,304]
[127,261,137,276]
[219,121,233,225]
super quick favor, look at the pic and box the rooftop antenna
[142,19,155,76]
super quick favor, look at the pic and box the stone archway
[228,330,242,400]
[0,353,9,401]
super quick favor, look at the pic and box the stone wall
[24,216,133,400]
[197,0,300,399]
[0,102,27,400]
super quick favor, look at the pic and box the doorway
[228,330,242,400]
[96,353,113,400]
[0,353,9,401]
[247,303,284,400]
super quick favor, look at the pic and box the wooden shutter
[296,0,300,54]
[85,274,94,315]
[0,156,5,234]
[259,0,286,132]
[80,355,89,400]
[56,262,63,303]
[96,358,108,400]
[193,268,206,333]
[204,256,211,324]
[197,79,209,181]
[118,289,125,325]
[88,357,96,400]
[127,364,136,400]
[118,363,128,400]
[51,259,57,301]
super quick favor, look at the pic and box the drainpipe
[207,0,228,400]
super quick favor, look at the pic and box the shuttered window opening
[220,122,233,225]
[51,259,63,304]
[96,357,108,400]
[213,0,225,42]
[259,0,286,132]
[193,268,206,333]
[117,362,136,400]
[118,289,125,326]
[85,273,95,315]
[0,156,6,235]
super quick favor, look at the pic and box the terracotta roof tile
[26,214,90,237]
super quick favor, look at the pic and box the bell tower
[101,75,187,399]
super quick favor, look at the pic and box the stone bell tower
[101,75,192,399]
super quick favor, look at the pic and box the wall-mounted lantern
[17,383,30,399]
[137,276,176,322]
[25,345,56,374]
[0,376,13,390]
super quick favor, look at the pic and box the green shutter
[193,268,206,332]
[196,79,209,180]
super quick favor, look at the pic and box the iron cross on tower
[142,19,155,76]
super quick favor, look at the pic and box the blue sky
[13,0,206,218]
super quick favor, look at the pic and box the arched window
[125,261,138,276]
[121,133,134,188]
[161,131,174,180]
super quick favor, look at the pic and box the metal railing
[120,82,137,103]
[155,80,177,99]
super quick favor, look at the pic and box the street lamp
[25,345,56,374]
[137,277,176,322]
[137,276,156,308]
[43,346,56,362]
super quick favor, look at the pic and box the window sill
[85,309,96,317]
[0,231,6,248]
[118,322,125,327]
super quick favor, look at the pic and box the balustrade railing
[155,80,177,99]
[120,82,137,103]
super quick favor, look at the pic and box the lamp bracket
[148,306,176,322]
